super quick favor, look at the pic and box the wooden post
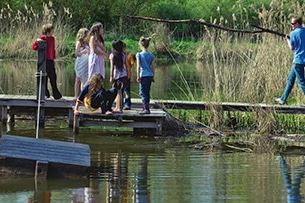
[36,108,45,129]
[68,108,74,128]
[73,114,80,134]
[36,41,47,101]
[156,118,162,135]
[35,161,48,178]
[36,41,47,129]
[1,105,7,124]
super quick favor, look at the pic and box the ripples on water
[1,125,305,202]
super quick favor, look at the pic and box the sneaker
[123,106,131,110]
[140,109,150,114]
[274,97,285,105]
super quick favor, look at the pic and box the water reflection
[135,155,149,203]
[0,60,208,100]
[2,124,305,202]
[279,155,305,203]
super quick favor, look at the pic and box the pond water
[1,61,305,202]
[0,60,211,100]
[1,125,305,203]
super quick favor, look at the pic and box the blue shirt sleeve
[78,84,89,102]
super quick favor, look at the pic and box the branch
[127,15,261,34]
[251,24,289,39]
[127,15,288,37]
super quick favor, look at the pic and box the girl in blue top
[136,36,155,114]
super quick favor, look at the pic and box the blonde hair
[88,73,104,96]
[76,28,89,47]
[42,23,54,35]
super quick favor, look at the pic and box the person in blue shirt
[74,73,117,115]
[136,36,155,114]
[275,16,305,105]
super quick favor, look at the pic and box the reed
[0,2,73,59]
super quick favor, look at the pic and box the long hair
[112,39,124,70]
[87,73,104,96]
[76,28,89,48]
[89,22,104,44]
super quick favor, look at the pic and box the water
[1,61,305,202]
[0,60,208,100]
[0,123,304,203]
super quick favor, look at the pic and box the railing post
[36,41,47,101]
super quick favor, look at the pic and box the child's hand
[74,110,80,115]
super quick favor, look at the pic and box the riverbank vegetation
[1,0,305,152]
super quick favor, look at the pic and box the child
[74,28,90,100]
[136,36,155,114]
[123,42,135,110]
[74,73,117,115]
[109,39,128,113]
[32,23,63,100]
[88,22,108,80]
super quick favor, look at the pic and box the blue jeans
[91,87,117,113]
[139,76,153,103]
[281,63,305,102]
[124,78,131,107]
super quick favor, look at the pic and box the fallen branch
[127,15,262,34]
[251,24,288,39]
[127,15,288,37]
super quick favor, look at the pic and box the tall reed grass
[176,0,305,134]
[0,2,72,59]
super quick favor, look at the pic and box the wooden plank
[0,134,90,167]
[2,94,305,117]
[154,100,305,114]
[81,120,158,128]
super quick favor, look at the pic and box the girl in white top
[88,22,108,80]
[74,28,89,100]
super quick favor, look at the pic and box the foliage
[0,0,276,38]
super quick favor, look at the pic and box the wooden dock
[0,94,167,135]
[1,94,305,135]
[73,106,166,135]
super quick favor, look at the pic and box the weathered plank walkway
[154,100,305,114]
[1,94,305,134]
[0,94,167,135]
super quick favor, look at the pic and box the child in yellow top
[123,42,135,110]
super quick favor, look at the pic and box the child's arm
[91,37,108,57]
[31,37,44,51]
[136,57,141,82]
[109,58,114,83]
[151,60,155,82]
[130,56,135,82]
[75,42,89,57]
[74,84,89,115]
[74,102,80,115]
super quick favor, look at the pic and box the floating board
[0,134,90,167]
